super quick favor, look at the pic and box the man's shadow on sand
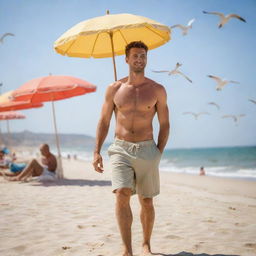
[152,252,239,256]
[31,178,111,187]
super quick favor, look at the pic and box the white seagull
[248,99,256,104]
[202,11,246,28]
[0,33,15,43]
[183,112,210,120]
[171,18,195,35]
[208,102,220,110]
[207,75,240,91]
[222,114,246,123]
[152,63,192,83]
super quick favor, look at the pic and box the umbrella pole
[6,120,13,153]
[109,32,117,81]
[51,101,64,179]
[0,125,4,146]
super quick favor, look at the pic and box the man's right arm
[93,84,116,173]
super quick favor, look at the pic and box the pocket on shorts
[154,144,162,156]
[107,143,122,156]
[107,144,114,155]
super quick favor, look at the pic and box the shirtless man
[93,41,169,256]
[8,144,57,181]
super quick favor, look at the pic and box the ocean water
[58,145,256,181]
[160,146,256,180]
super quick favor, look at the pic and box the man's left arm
[156,86,170,153]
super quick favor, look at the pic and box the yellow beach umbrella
[54,11,171,81]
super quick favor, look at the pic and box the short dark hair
[125,41,148,57]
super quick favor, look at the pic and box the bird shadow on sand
[30,178,111,187]
[152,252,239,256]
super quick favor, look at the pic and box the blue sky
[0,0,255,149]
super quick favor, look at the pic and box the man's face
[40,146,48,156]
[126,48,147,73]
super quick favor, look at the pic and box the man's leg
[138,195,155,255]
[0,170,21,177]
[115,188,133,256]
[9,159,43,181]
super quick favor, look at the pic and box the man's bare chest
[113,86,157,111]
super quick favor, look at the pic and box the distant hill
[0,130,96,149]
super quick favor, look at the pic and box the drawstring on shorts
[130,144,140,154]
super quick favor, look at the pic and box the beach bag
[10,163,26,173]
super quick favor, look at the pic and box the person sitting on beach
[7,144,57,181]
[0,147,28,177]
[12,152,17,161]
[199,166,206,176]
[0,148,12,170]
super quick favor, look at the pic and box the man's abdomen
[115,113,154,142]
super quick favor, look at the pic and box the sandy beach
[0,158,256,256]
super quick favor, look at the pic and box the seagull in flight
[171,18,195,35]
[183,112,210,120]
[248,99,256,104]
[208,102,220,110]
[0,33,15,43]
[152,63,192,83]
[207,75,239,91]
[222,114,245,123]
[202,11,246,28]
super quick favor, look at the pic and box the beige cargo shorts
[107,138,162,198]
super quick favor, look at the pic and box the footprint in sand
[106,234,114,238]
[235,222,247,227]
[194,242,205,250]
[244,243,256,249]
[203,219,216,223]
[86,242,104,247]
[62,246,71,250]
[165,234,182,239]
[87,242,105,252]
[12,245,26,252]
[194,244,200,250]
[77,224,86,229]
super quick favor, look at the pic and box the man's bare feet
[141,243,153,256]
[1,172,13,181]
[122,252,133,256]
[7,176,20,181]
